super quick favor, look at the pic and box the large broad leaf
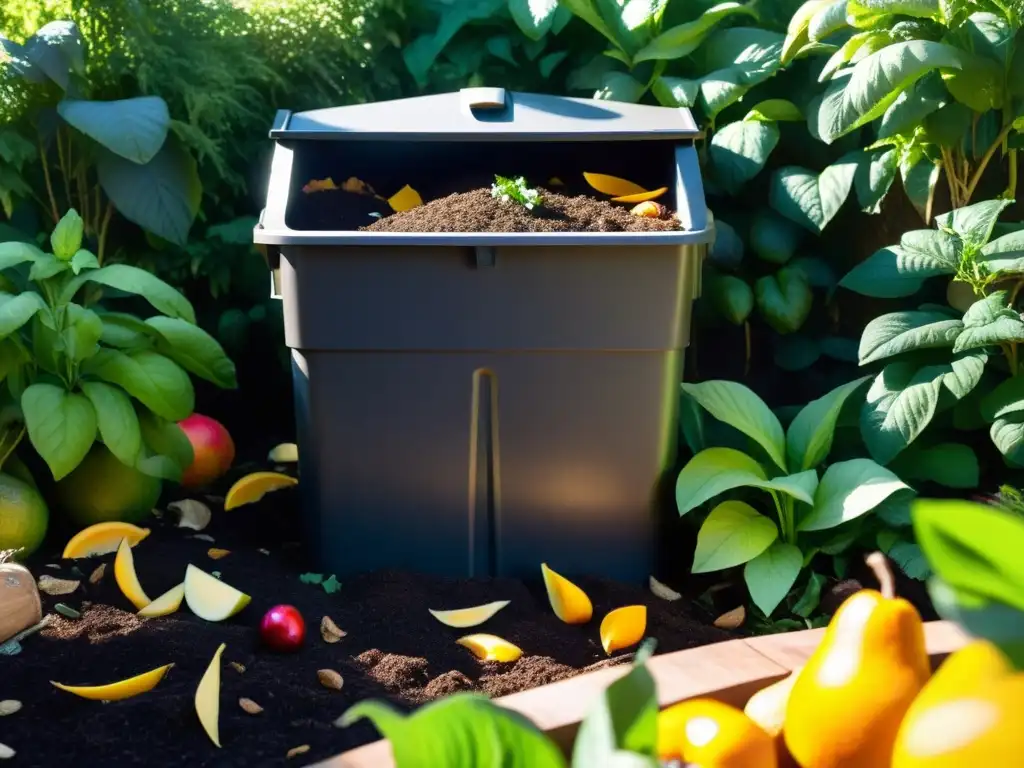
[936,198,1011,249]
[900,227,961,269]
[809,0,848,41]
[928,578,1024,657]
[61,264,195,324]
[403,0,506,83]
[96,136,200,246]
[847,0,940,27]
[692,501,778,572]
[23,21,84,90]
[858,310,962,364]
[80,381,142,469]
[594,72,646,103]
[81,349,194,422]
[981,376,1024,421]
[21,383,97,480]
[58,97,170,165]
[954,291,1024,352]
[980,230,1024,274]
[61,304,103,362]
[0,292,46,339]
[991,411,1024,467]
[860,361,942,464]
[634,1,759,62]
[878,72,947,138]
[743,541,802,616]
[839,245,949,298]
[572,645,657,765]
[782,0,832,65]
[652,76,699,107]
[901,151,941,224]
[709,119,779,194]
[787,376,872,470]
[888,442,978,489]
[769,154,858,233]
[676,448,767,515]
[854,147,898,214]
[144,317,237,389]
[816,41,964,143]
[136,410,194,481]
[913,498,1024,613]
[802,458,911,531]
[0,242,44,272]
[708,274,753,325]
[509,0,561,39]
[755,268,812,335]
[681,381,787,469]
[342,693,566,768]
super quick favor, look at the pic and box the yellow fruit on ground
[138,583,185,618]
[62,521,150,559]
[114,537,151,610]
[599,605,647,654]
[223,471,297,511]
[658,698,777,767]
[195,643,226,747]
[54,443,161,527]
[582,172,647,197]
[183,564,250,621]
[541,562,592,624]
[51,663,173,701]
[429,600,509,628]
[0,472,49,560]
[456,634,523,662]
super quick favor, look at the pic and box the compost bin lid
[270,87,702,142]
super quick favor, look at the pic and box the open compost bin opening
[284,139,679,233]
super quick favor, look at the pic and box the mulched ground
[2,477,731,767]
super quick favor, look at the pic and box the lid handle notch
[461,87,508,119]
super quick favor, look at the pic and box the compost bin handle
[461,87,508,117]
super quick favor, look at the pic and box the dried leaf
[322,575,341,594]
[649,575,682,602]
[317,669,344,691]
[341,177,379,198]
[302,177,337,194]
[169,499,212,532]
[207,548,230,560]
[0,742,13,759]
[257,548,270,555]
[287,745,310,759]
[37,575,80,596]
[229,662,246,674]
[89,564,106,585]
[713,605,746,629]
[55,603,81,619]
[0,701,21,716]
[191,534,215,543]
[320,616,346,643]
[239,697,263,714]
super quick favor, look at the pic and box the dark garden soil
[296,185,679,234]
[5,473,732,767]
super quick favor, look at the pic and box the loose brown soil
[4,477,729,767]
[362,188,679,233]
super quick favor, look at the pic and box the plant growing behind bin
[675,378,919,618]
[0,209,236,483]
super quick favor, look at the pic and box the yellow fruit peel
[600,605,647,655]
[583,172,648,197]
[387,184,423,213]
[196,643,226,747]
[456,634,523,662]
[138,583,185,618]
[541,563,593,624]
[62,522,150,559]
[611,187,668,203]
[114,537,151,610]
[428,600,510,628]
[224,471,297,511]
[51,663,173,701]
[184,564,251,622]
[267,443,299,463]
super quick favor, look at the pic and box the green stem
[1008,150,1018,200]
[37,135,59,225]
[0,424,25,471]
[97,202,114,266]
[964,124,1014,204]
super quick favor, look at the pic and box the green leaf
[676,447,768,515]
[816,41,964,143]
[692,500,778,573]
[789,257,837,290]
[991,411,1024,466]
[509,0,560,39]
[793,571,827,617]
[930,349,988,399]
[144,317,237,389]
[69,249,98,275]
[572,648,657,765]
[746,99,803,122]
[594,72,646,102]
[539,51,569,77]
[61,264,196,323]
[858,310,962,364]
[942,51,1004,113]
[769,154,858,233]
[774,334,821,371]
[81,349,194,422]
[80,381,141,468]
[0,241,44,272]
[783,0,832,65]
[750,210,802,265]
[22,21,83,88]
[28,253,69,282]
[633,2,758,62]
[763,469,820,504]
[57,97,170,165]
[709,120,779,194]
[0,292,46,339]
[50,209,83,261]
[901,152,940,224]
[980,230,1024,274]
[652,76,699,107]
[21,383,97,480]
[342,693,566,768]
[62,304,103,362]
[136,410,194,481]
[755,267,813,335]
[954,291,1024,352]
[802,458,911,531]
[879,73,947,139]
[847,0,940,27]
[743,541,802,616]
[888,442,978,489]
[860,361,942,464]
[485,36,516,65]
[708,274,753,325]
[937,199,1011,249]
[96,137,200,247]
[809,0,848,41]
[913,498,1024,612]
[928,577,1024,655]
[787,376,871,471]
[840,246,940,298]
[98,312,160,350]
[681,381,787,470]
[981,376,1024,420]
[853,148,898,214]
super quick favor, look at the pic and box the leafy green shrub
[0,210,236,482]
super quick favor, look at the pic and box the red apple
[260,604,305,652]
[178,414,235,488]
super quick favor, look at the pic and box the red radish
[178,414,235,488]
[259,604,305,652]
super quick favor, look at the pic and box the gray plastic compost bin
[254,87,713,583]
